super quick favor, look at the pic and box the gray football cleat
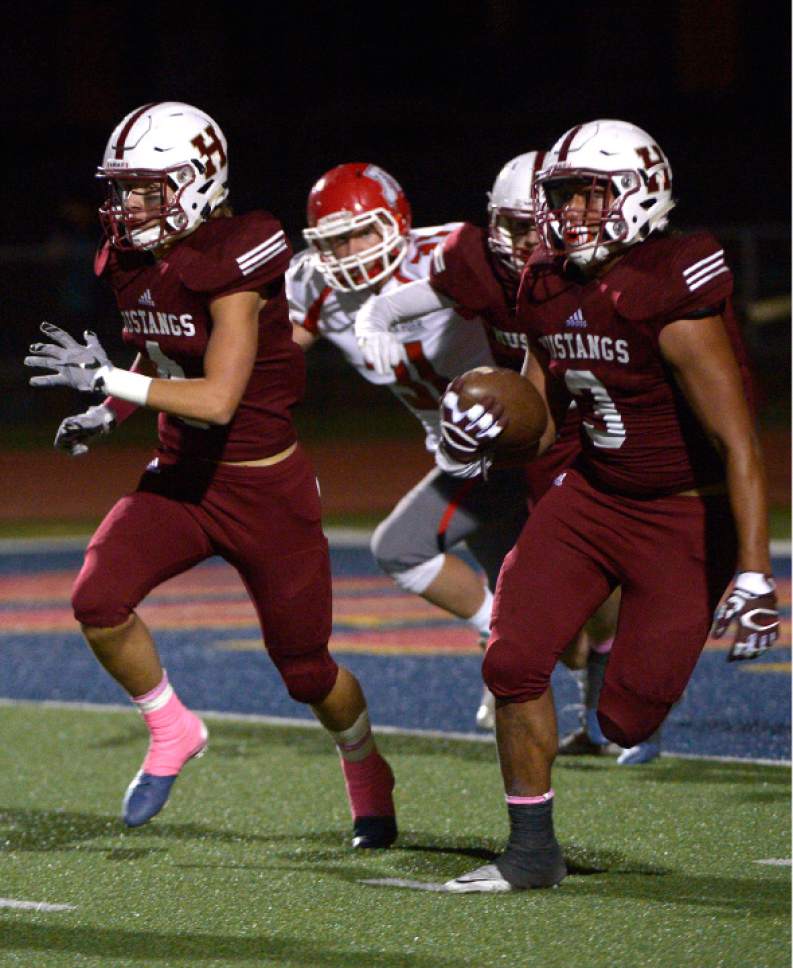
[444,863,514,893]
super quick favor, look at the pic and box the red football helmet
[303,163,412,292]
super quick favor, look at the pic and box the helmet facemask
[487,206,538,276]
[536,169,644,268]
[98,163,199,251]
[303,207,408,292]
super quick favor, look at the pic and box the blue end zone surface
[0,542,789,762]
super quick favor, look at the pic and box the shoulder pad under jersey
[612,231,733,323]
[177,211,292,297]
[430,222,495,311]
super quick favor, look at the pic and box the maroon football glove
[711,575,779,662]
[438,377,507,464]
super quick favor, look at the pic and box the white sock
[330,709,375,762]
[467,586,494,639]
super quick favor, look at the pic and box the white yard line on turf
[1,534,791,555]
[360,878,448,891]
[0,528,375,554]
[753,858,791,866]
[0,697,788,767]
[0,898,75,912]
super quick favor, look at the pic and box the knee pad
[597,679,670,748]
[71,573,133,629]
[371,511,444,589]
[482,635,551,703]
[272,646,339,705]
[389,554,445,594]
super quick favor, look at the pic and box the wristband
[93,365,152,406]
[735,571,775,595]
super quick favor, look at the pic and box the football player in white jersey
[288,162,530,730]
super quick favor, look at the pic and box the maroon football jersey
[517,231,752,497]
[96,211,302,462]
[430,221,582,501]
[429,223,526,369]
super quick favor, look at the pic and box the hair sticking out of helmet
[303,163,412,292]
[533,119,675,270]
[96,102,230,251]
[487,150,545,275]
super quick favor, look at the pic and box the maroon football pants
[483,469,737,747]
[72,445,337,704]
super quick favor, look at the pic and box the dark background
[0,0,790,447]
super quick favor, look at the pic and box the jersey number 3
[564,369,626,449]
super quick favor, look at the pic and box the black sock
[495,800,566,889]
[585,649,609,709]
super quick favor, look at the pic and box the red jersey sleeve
[178,211,292,299]
[615,231,733,329]
[429,223,495,313]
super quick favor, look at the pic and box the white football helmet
[534,119,675,268]
[487,150,547,275]
[97,101,230,251]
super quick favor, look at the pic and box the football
[455,366,547,454]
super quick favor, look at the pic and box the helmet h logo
[190,124,227,178]
[635,144,670,192]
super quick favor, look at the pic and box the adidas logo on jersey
[138,289,155,307]
[683,250,728,292]
[564,309,587,329]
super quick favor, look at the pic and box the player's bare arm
[658,314,771,574]
[138,291,264,425]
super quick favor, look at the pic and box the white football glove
[25,322,112,393]
[54,404,116,456]
[354,298,403,375]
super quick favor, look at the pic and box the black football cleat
[352,815,398,849]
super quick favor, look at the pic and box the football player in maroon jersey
[437,120,779,892]
[24,102,397,847]
[355,152,641,758]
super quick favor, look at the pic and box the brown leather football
[456,366,547,453]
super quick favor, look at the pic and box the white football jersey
[287,224,494,451]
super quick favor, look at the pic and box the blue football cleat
[122,726,208,827]
[122,772,179,827]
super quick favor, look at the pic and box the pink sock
[341,751,395,819]
[133,673,207,777]
[592,636,613,655]
[506,789,554,805]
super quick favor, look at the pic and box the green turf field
[0,705,789,968]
